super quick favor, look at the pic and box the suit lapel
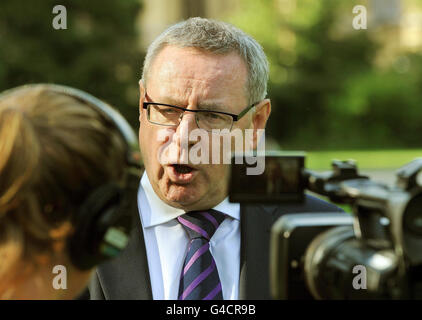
[238,205,247,299]
[238,203,280,299]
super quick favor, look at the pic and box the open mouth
[166,164,198,184]
[172,164,194,174]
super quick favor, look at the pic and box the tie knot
[177,210,225,241]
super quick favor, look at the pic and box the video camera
[229,152,422,299]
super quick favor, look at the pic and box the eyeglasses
[142,92,258,131]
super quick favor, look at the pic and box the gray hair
[141,17,269,105]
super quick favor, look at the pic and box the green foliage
[325,60,422,148]
[0,0,142,129]
[228,0,422,150]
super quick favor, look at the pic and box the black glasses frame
[142,92,258,125]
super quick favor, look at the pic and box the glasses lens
[196,111,233,131]
[148,104,183,126]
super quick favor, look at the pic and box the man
[88,17,340,300]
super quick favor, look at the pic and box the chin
[163,184,203,207]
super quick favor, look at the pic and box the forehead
[147,45,248,106]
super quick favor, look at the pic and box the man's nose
[173,112,197,148]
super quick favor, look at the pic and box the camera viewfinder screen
[229,155,305,204]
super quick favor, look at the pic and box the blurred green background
[1,0,421,170]
[0,0,142,129]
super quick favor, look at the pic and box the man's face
[139,45,265,211]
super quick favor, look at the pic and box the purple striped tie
[177,210,225,300]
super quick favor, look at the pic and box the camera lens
[304,226,356,299]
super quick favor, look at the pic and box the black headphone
[0,84,142,270]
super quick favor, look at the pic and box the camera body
[229,153,422,299]
[270,212,354,299]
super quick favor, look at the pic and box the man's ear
[251,99,271,150]
[139,79,146,123]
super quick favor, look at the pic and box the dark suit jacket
[86,194,341,300]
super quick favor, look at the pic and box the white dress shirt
[137,172,241,300]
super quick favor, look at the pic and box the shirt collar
[139,172,240,228]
